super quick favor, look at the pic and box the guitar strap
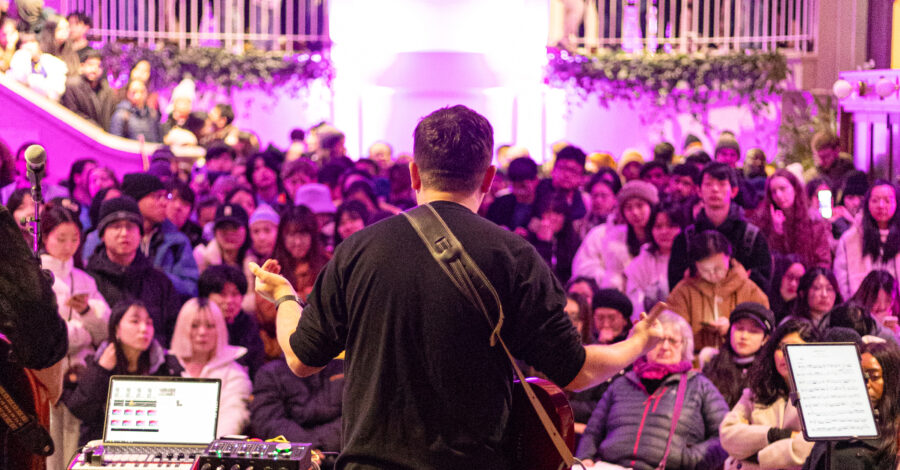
[403,204,576,469]
[0,341,55,457]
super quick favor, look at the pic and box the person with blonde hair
[170,297,251,437]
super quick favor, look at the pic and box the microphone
[24,145,46,203]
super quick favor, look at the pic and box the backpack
[683,223,759,258]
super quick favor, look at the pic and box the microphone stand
[30,178,43,263]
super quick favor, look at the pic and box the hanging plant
[100,42,334,97]
[545,47,789,121]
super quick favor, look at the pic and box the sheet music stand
[783,342,879,470]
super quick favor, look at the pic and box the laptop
[100,376,221,463]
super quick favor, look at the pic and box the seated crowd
[2,12,900,468]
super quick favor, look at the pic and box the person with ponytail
[834,181,900,299]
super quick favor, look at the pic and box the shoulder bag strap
[657,372,689,470]
[402,204,575,468]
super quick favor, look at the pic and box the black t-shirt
[291,201,586,470]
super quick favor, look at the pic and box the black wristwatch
[275,294,303,310]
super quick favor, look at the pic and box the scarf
[633,356,692,380]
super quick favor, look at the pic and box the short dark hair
[205,142,236,162]
[290,128,305,142]
[685,152,711,167]
[688,230,733,275]
[214,104,235,125]
[67,158,97,194]
[653,142,675,164]
[700,162,738,188]
[413,105,493,193]
[555,145,586,169]
[166,179,195,207]
[639,160,669,179]
[198,264,248,297]
[67,11,92,25]
[79,48,102,63]
[672,163,701,185]
[507,157,538,182]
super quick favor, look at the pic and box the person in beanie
[86,196,181,347]
[243,203,280,314]
[719,318,818,470]
[120,172,199,298]
[592,289,634,345]
[702,302,773,407]
[486,156,539,233]
[573,180,658,291]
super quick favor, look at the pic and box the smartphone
[818,190,833,219]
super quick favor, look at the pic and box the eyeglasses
[660,336,683,346]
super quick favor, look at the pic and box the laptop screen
[103,376,221,446]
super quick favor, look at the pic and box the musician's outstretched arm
[250,260,325,378]
[564,303,665,392]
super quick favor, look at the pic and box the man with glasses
[120,172,199,298]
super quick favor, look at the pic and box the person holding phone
[848,270,900,339]
[750,170,832,268]
[719,318,818,470]
[39,202,110,470]
[834,181,900,299]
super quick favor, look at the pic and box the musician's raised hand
[249,259,296,302]
[632,301,667,354]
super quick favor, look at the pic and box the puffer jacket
[64,340,184,445]
[666,260,770,352]
[572,221,631,291]
[147,219,200,298]
[720,389,814,470]
[177,345,251,438]
[250,359,344,453]
[576,370,729,470]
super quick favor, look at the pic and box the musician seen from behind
[250,105,665,470]
[0,196,68,466]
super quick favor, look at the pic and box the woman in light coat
[834,181,900,299]
[719,318,819,470]
[170,298,251,437]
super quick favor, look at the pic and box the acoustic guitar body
[0,340,48,470]
[503,378,575,470]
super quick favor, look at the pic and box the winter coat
[109,99,162,142]
[668,204,773,292]
[64,340,184,445]
[624,245,671,318]
[178,345,251,438]
[666,260,770,352]
[86,249,181,347]
[41,254,110,375]
[250,359,344,452]
[576,370,729,470]
[803,439,894,470]
[833,225,900,299]
[750,210,833,269]
[147,219,200,298]
[60,75,119,130]
[572,221,631,291]
[82,220,198,298]
[228,311,266,379]
[720,389,814,470]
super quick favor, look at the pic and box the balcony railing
[551,0,817,54]
[59,0,329,52]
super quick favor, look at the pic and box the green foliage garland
[545,48,789,117]
[100,42,334,96]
